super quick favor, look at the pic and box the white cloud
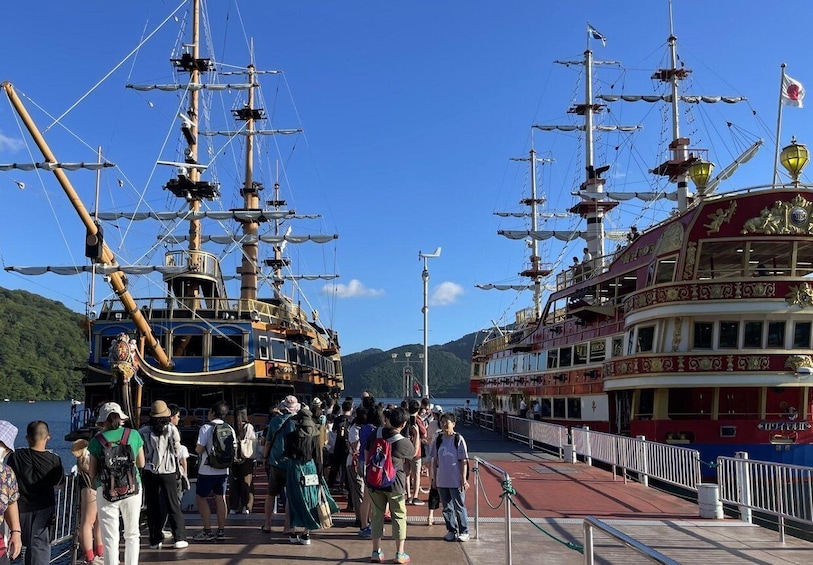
[0,131,24,153]
[430,281,464,306]
[323,278,384,298]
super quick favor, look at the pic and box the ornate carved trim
[786,282,813,309]
[785,354,813,371]
[742,194,813,235]
[705,201,737,234]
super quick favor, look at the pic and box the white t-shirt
[346,423,360,468]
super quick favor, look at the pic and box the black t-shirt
[364,426,414,494]
[332,414,350,455]
[7,448,64,512]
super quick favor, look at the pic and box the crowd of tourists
[0,392,471,565]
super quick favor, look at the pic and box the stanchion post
[735,451,752,524]
[583,519,594,565]
[636,435,649,488]
[474,459,480,540]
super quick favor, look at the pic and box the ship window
[211,333,243,357]
[719,321,739,348]
[743,321,763,348]
[654,256,677,284]
[668,388,712,419]
[750,241,792,276]
[559,347,573,367]
[636,389,654,420]
[547,350,559,369]
[612,337,623,358]
[767,321,785,348]
[271,339,287,361]
[693,322,713,349]
[258,335,269,360]
[553,398,566,418]
[795,241,813,276]
[567,398,581,419]
[636,326,655,352]
[172,334,203,357]
[697,241,743,279]
[590,340,606,362]
[794,322,812,348]
[573,343,588,365]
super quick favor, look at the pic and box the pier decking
[137,425,812,564]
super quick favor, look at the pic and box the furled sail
[598,94,747,104]
[126,83,253,91]
[5,265,187,276]
[494,211,570,219]
[200,129,302,137]
[162,234,338,244]
[533,125,641,132]
[96,210,320,221]
[0,162,114,171]
[498,229,582,242]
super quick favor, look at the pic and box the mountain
[0,287,86,400]
[341,333,478,398]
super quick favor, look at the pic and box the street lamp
[419,247,441,400]
[391,352,424,400]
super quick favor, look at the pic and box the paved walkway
[136,423,813,564]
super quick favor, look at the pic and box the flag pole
[773,63,786,187]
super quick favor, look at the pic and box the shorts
[196,473,228,497]
[267,465,287,497]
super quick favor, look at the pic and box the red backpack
[365,427,403,489]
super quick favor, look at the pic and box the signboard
[757,421,811,432]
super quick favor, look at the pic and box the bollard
[564,443,577,464]
[697,483,723,519]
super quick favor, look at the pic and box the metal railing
[507,416,567,459]
[476,411,495,432]
[571,427,701,492]
[582,516,679,565]
[717,452,813,542]
[472,457,513,565]
[48,473,80,564]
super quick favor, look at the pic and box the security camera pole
[419,247,441,399]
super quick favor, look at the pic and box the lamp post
[418,247,441,400]
[391,352,424,400]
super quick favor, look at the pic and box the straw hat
[150,400,171,418]
[71,439,89,458]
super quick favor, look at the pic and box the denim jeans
[438,486,469,535]
[20,507,53,565]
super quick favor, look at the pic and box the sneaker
[241,509,250,514]
[444,531,457,542]
[149,542,162,549]
[394,552,411,564]
[298,533,311,545]
[90,557,105,565]
[358,525,372,539]
[288,533,300,544]
[192,530,214,541]
[228,509,238,515]
[457,533,470,542]
[370,549,384,563]
[174,540,189,549]
[411,498,425,506]
[215,528,226,540]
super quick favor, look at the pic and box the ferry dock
[133,422,813,564]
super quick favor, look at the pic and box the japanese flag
[782,74,805,108]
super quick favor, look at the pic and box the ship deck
[136,424,812,564]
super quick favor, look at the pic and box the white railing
[717,452,813,542]
[571,427,701,492]
[477,411,495,432]
[507,416,567,459]
[583,516,679,565]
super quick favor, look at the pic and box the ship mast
[239,63,261,302]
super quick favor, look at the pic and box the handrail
[473,457,513,565]
[582,516,679,565]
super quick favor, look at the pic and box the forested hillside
[0,287,86,400]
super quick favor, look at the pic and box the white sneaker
[242,508,250,514]
[174,540,189,549]
[149,542,162,549]
[457,533,470,542]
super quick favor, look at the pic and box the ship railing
[49,472,80,564]
[582,516,679,565]
[476,411,495,432]
[471,457,514,565]
[717,452,813,543]
[506,415,566,459]
[571,427,701,492]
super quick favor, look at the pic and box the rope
[498,476,585,554]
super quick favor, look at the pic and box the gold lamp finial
[780,137,809,184]
[688,158,714,196]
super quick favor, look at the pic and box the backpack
[96,428,139,502]
[207,421,236,469]
[284,419,316,462]
[141,425,178,475]
[435,432,469,481]
[333,416,349,454]
[365,427,403,489]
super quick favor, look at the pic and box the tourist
[366,406,414,564]
[193,401,235,541]
[261,396,299,533]
[229,405,257,515]
[88,402,145,565]
[7,421,65,565]
[0,421,23,563]
[283,404,337,544]
[431,412,470,543]
[168,404,190,503]
[425,405,442,526]
[519,398,528,419]
[405,399,427,506]
[328,400,353,494]
[72,439,102,565]
[357,402,383,539]
[139,400,187,550]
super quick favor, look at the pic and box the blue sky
[0,1,811,355]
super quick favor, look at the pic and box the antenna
[418,246,441,399]
[419,247,442,259]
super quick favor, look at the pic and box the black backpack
[96,428,139,502]
[434,432,469,481]
[333,415,349,454]
[284,419,316,462]
[207,421,236,469]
